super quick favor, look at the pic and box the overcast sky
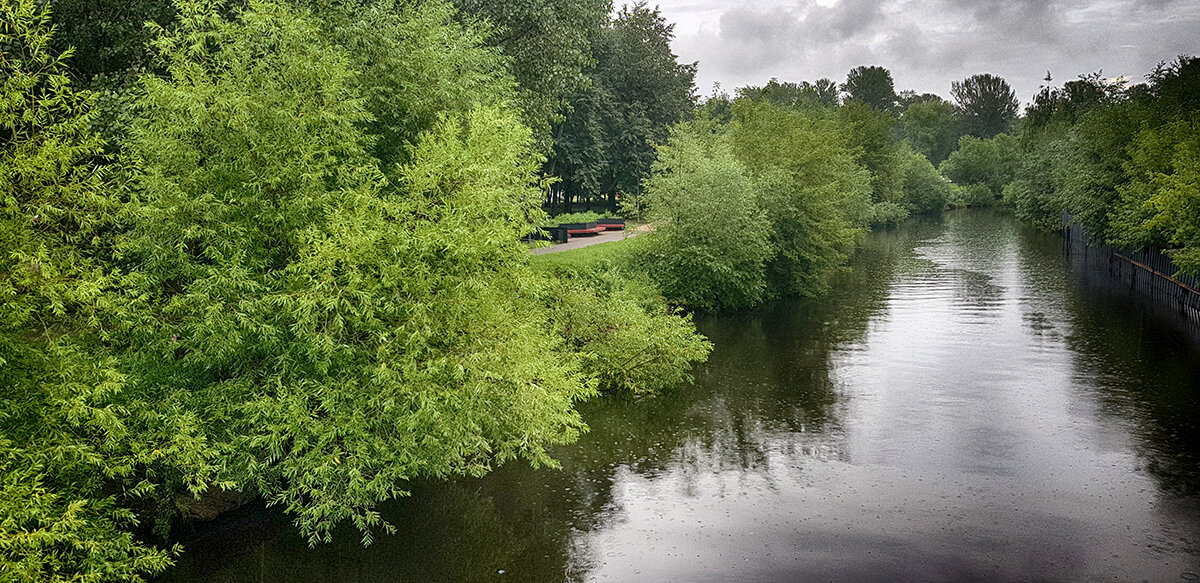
[650,0,1200,108]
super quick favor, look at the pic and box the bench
[567,225,606,236]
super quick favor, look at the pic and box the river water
[163,211,1200,583]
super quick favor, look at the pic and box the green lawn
[529,237,639,273]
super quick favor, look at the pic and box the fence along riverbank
[1062,216,1200,337]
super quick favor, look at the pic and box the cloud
[661,0,1200,104]
[806,0,888,40]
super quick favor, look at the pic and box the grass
[529,237,640,273]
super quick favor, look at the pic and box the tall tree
[952,73,1018,138]
[451,0,611,150]
[548,1,696,210]
[118,0,598,547]
[900,96,961,165]
[841,65,897,113]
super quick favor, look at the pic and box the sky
[649,0,1200,108]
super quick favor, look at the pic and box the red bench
[567,225,606,236]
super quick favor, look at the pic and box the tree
[1005,132,1069,230]
[118,0,596,546]
[450,0,611,150]
[737,77,839,110]
[730,100,871,297]
[841,65,897,113]
[1,0,176,579]
[900,96,960,165]
[547,1,696,210]
[939,133,1021,201]
[952,73,1018,138]
[637,123,773,310]
[808,78,841,108]
[836,102,909,225]
[1024,72,1124,132]
[1113,115,1200,274]
[901,148,951,214]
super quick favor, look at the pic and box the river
[162,210,1200,582]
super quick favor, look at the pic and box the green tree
[118,0,594,546]
[952,73,1018,138]
[450,0,610,150]
[730,100,871,297]
[1024,72,1123,132]
[1005,132,1070,230]
[547,1,696,210]
[841,65,897,113]
[939,133,1021,203]
[637,123,773,310]
[837,101,908,224]
[1113,115,1200,274]
[737,78,840,110]
[593,2,696,200]
[1,0,177,579]
[298,0,516,176]
[1056,99,1144,241]
[901,147,951,215]
[900,96,960,165]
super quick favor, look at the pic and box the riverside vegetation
[3,0,1199,580]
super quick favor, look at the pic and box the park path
[529,223,650,255]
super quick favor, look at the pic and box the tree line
[631,55,1200,319]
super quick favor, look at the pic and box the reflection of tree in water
[1011,216,1200,498]
[543,212,950,577]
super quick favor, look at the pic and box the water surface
[163,211,1200,583]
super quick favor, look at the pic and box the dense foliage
[637,123,773,310]
[940,133,1021,206]
[1002,57,1200,275]
[533,247,712,395]
[546,2,697,213]
[1,1,176,580]
[9,0,1197,577]
[1,0,710,579]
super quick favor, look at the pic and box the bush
[637,124,774,310]
[939,133,1021,198]
[551,211,604,224]
[901,149,951,214]
[539,261,711,395]
[867,201,910,225]
[949,183,998,207]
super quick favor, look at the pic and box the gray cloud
[807,0,888,39]
[662,0,1200,105]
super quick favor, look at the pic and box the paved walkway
[529,224,649,255]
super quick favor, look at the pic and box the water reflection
[161,211,1200,583]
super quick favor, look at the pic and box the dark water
[162,211,1200,583]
